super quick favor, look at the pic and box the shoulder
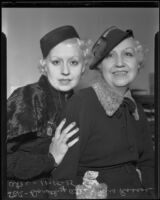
[62,87,98,120]
[7,78,48,112]
[8,81,43,102]
[7,80,46,139]
[73,87,96,100]
[68,87,96,106]
[61,87,97,126]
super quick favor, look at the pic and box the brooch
[47,121,57,136]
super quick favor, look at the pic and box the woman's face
[43,41,85,91]
[98,37,140,92]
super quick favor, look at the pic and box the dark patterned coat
[7,75,73,199]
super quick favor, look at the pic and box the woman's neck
[111,85,128,96]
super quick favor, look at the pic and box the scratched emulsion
[7,179,154,199]
[7,179,76,199]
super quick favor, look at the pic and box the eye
[125,52,134,57]
[124,48,136,57]
[70,60,79,66]
[51,60,60,65]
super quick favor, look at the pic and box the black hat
[40,25,80,58]
[90,26,134,69]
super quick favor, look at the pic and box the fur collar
[91,77,139,120]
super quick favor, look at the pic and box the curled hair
[63,38,94,67]
[134,39,148,69]
[38,61,47,75]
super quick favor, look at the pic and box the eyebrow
[124,47,135,50]
[50,56,82,59]
[111,47,135,51]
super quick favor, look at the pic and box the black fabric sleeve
[7,87,39,140]
[7,136,56,180]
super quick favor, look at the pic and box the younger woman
[7,25,92,199]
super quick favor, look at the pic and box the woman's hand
[49,119,79,165]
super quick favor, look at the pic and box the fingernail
[63,118,66,122]
[72,122,76,125]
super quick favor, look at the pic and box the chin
[58,86,73,92]
[114,77,134,87]
[114,81,129,87]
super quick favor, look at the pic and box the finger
[59,124,77,142]
[62,128,79,143]
[67,137,79,148]
[52,136,55,142]
[55,119,66,139]
[62,122,77,135]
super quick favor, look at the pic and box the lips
[112,71,128,75]
[59,79,71,85]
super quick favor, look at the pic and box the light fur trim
[92,77,139,120]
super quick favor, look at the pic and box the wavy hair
[134,39,148,69]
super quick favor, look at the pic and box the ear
[40,58,46,67]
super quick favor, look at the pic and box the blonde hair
[63,38,93,61]
[134,38,148,69]
[38,37,93,75]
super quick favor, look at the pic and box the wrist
[48,152,59,168]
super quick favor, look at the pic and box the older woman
[52,26,155,199]
[7,25,92,199]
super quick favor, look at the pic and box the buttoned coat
[51,82,155,199]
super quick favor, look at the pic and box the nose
[61,63,70,75]
[115,55,124,67]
